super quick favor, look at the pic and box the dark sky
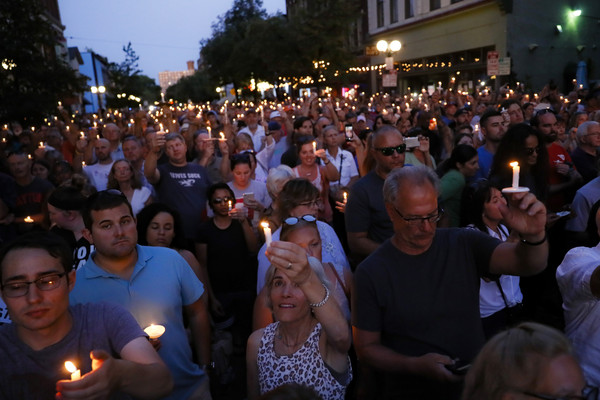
[58,0,286,83]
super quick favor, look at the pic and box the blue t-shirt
[70,245,206,400]
[474,146,493,181]
[0,303,144,399]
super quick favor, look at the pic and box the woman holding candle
[227,153,271,228]
[107,159,152,215]
[489,123,549,202]
[437,144,479,227]
[196,183,259,354]
[246,220,352,400]
[292,136,340,223]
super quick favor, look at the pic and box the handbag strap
[326,262,349,300]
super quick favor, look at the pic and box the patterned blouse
[257,322,352,399]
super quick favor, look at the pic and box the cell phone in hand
[345,124,354,142]
[243,193,255,203]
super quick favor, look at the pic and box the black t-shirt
[353,228,500,399]
[197,219,256,294]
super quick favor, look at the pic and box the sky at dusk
[58,0,286,83]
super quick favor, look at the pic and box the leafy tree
[0,0,87,124]
[165,71,219,103]
[107,42,160,108]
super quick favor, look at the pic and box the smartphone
[405,137,419,148]
[243,193,255,203]
[345,124,354,142]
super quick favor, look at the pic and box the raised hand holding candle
[65,361,81,380]
[261,222,272,247]
[144,324,165,340]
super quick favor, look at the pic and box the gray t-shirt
[0,302,145,399]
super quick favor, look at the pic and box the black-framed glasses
[393,206,444,225]
[518,384,598,400]
[212,197,234,205]
[525,146,542,155]
[1,273,67,298]
[284,215,317,225]
[374,144,407,156]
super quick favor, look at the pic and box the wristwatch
[200,361,215,372]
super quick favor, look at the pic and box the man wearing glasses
[353,165,548,399]
[0,232,172,399]
[345,125,405,261]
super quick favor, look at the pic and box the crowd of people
[0,80,600,399]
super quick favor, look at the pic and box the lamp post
[377,40,402,70]
[90,85,106,111]
[376,40,402,93]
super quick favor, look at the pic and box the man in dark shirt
[353,165,548,399]
[571,121,600,185]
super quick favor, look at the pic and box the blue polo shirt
[70,245,206,400]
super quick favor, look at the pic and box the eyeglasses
[297,199,323,208]
[374,144,407,156]
[518,384,599,400]
[534,108,556,117]
[212,197,234,205]
[392,206,444,225]
[1,273,67,298]
[284,215,317,225]
[525,146,542,155]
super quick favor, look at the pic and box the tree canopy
[0,0,87,124]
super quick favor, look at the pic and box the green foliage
[165,71,219,103]
[0,0,87,124]
[107,43,160,108]
[199,0,360,98]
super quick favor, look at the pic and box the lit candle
[65,361,81,380]
[39,142,44,149]
[207,126,212,138]
[144,324,166,340]
[80,132,85,140]
[228,200,233,211]
[24,216,34,223]
[159,123,164,132]
[82,161,86,167]
[261,222,272,247]
[1,138,6,143]
[312,141,317,152]
[510,162,520,188]
[220,132,225,141]
[343,192,348,204]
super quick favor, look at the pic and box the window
[390,0,398,23]
[430,0,441,11]
[377,0,385,27]
[405,0,414,18]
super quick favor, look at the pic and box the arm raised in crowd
[144,132,164,184]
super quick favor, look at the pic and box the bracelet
[324,160,331,165]
[519,232,547,246]
[309,283,330,308]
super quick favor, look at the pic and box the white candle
[228,200,233,211]
[144,324,166,340]
[261,222,272,247]
[312,141,317,152]
[343,192,348,204]
[64,361,81,380]
[39,142,44,149]
[510,162,520,188]
[220,132,225,141]
[207,126,212,138]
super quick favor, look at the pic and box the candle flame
[220,132,225,140]
[261,221,269,229]
[510,162,519,168]
[65,361,77,373]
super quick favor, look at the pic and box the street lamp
[90,86,106,111]
[376,40,402,70]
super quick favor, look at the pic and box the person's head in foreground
[462,322,596,400]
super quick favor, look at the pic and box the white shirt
[557,244,600,386]
[478,225,523,317]
[325,148,359,189]
[83,161,114,191]
[238,125,265,152]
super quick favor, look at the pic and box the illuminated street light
[376,40,402,71]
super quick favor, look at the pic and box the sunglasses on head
[374,144,407,156]
[283,215,317,225]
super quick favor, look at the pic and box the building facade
[158,61,196,94]
[367,0,599,93]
